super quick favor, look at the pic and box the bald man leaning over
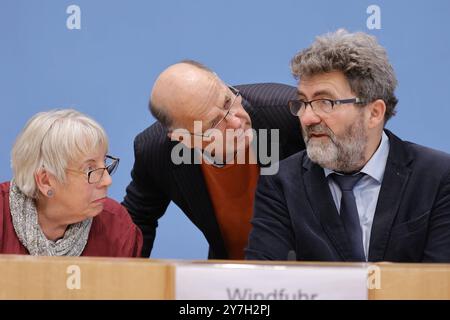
[123,60,305,259]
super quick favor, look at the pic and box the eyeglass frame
[66,155,120,184]
[168,85,242,139]
[288,98,365,117]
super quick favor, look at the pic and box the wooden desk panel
[369,263,450,300]
[1,256,449,300]
[0,255,173,300]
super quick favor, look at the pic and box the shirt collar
[324,131,390,183]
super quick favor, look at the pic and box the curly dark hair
[291,29,398,122]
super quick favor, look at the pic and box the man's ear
[34,168,54,198]
[367,99,386,129]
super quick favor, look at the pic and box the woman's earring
[47,189,54,197]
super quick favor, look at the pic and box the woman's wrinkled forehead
[65,134,108,168]
[67,145,108,169]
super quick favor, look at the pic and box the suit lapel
[171,145,228,258]
[368,130,413,261]
[302,156,354,260]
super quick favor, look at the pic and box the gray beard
[303,118,367,173]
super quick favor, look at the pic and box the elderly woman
[0,109,142,256]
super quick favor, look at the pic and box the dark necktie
[331,173,366,261]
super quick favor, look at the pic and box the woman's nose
[99,169,112,188]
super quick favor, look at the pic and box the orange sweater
[200,154,259,260]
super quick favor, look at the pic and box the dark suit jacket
[246,130,450,262]
[123,83,305,258]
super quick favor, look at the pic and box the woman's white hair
[11,109,109,198]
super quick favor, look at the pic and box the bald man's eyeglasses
[190,86,241,139]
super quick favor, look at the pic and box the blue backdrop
[1,0,449,259]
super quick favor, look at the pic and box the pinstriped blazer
[122,83,305,258]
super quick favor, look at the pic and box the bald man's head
[149,60,253,161]
[150,60,220,129]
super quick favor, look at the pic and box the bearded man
[246,29,450,262]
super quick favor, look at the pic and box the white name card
[175,263,368,300]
